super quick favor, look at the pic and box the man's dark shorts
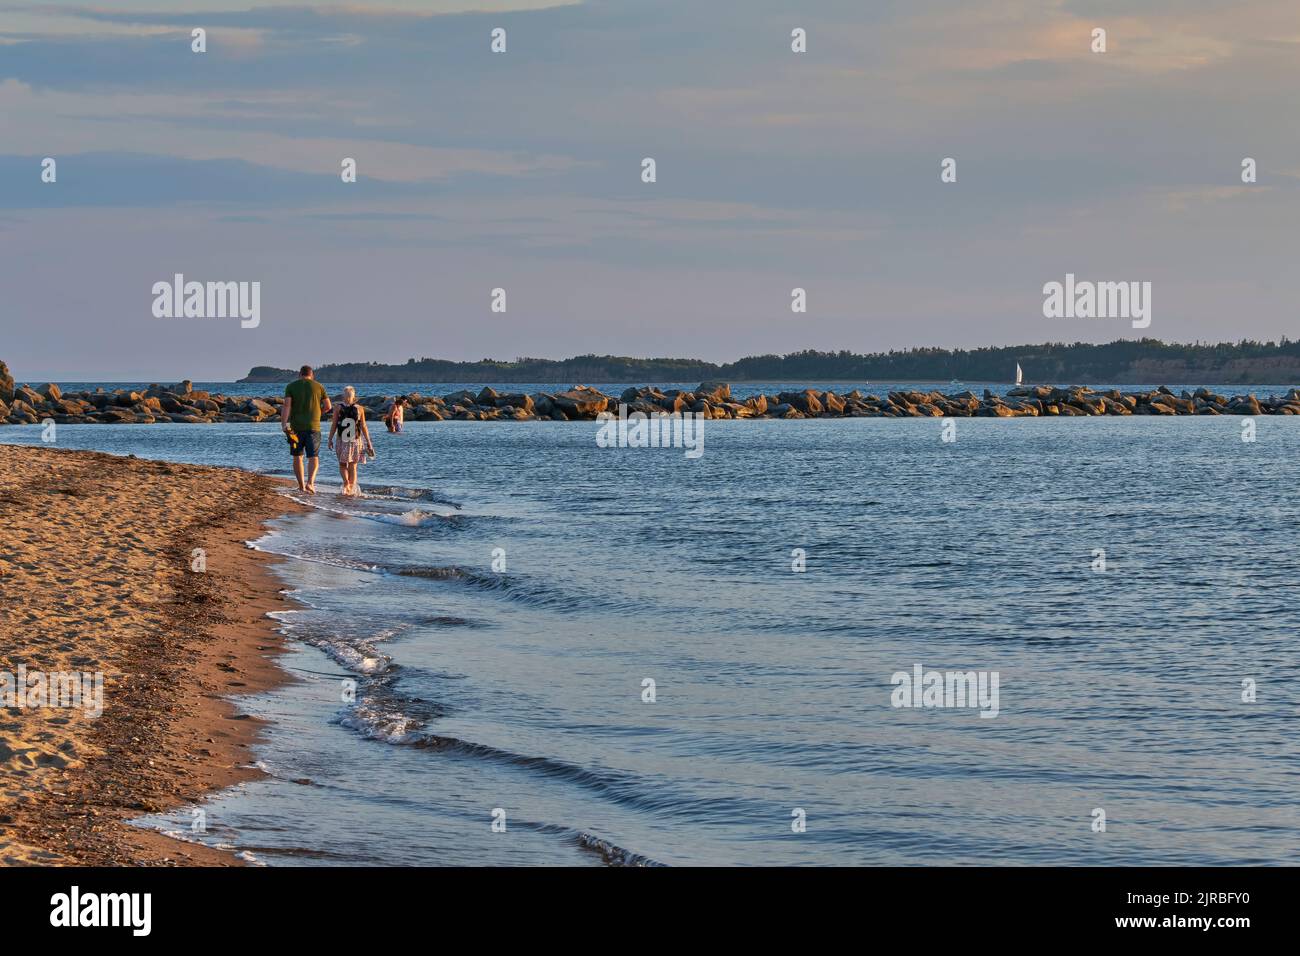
[291,430,322,458]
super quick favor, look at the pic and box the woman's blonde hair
[342,385,356,402]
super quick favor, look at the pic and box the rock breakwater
[4,375,1300,425]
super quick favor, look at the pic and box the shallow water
[5,413,1298,865]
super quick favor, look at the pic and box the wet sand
[0,445,301,865]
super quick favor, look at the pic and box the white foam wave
[281,492,453,526]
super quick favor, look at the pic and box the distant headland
[238,338,1300,386]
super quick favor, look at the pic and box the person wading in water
[384,395,409,433]
[329,385,376,496]
[281,365,332,494]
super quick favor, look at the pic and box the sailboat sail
[1015,363,1023,385]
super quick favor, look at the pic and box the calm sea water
[5,397,1298,866]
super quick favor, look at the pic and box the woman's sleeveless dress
[336,405,369,463]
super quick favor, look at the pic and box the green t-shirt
[284,378,329,433]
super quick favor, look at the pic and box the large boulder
[886,393,917,414]
[15,385,44,407]
[37,382,62,402]
[247,398,278,419]
[779,390,824,415]
[1228,395,1263,415]
[0,361,13,403]
[494,393,534,413]
[1150,393,1193,414]
[624,399,662,417]
[1004,400,1040,416]
[846,403,882,417]
[53,398,88,415]
[977,404,1018,417]
[1098,398,1128,415]
[695,382,731,403]
[552,387,609,418]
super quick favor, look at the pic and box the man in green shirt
[281,365,332,493]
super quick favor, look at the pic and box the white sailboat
[1015,363,1023,385]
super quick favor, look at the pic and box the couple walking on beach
[281,365,376,496]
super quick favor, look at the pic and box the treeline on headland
[240,338,1300,385]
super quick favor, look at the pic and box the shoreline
[0,446,302,866]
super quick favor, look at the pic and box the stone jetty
[2,368,1299,426]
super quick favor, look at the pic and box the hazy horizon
[4,0,1299,379]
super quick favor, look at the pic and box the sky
[2,0,1298,380]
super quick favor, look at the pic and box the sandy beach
[0,445,299,865]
